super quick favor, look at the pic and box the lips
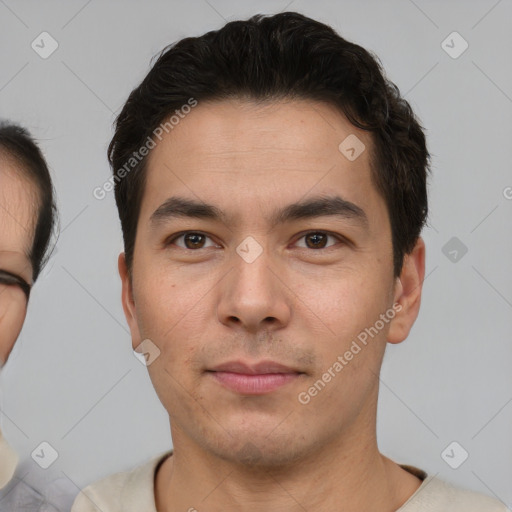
[206,360,304,394]
[209,360,301,375]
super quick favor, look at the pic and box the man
[72,12,508,512]
[0,122,75,511]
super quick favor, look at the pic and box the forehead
[0,156,37,261]
[141,98,385,228]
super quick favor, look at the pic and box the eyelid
[0,271,31,299]
[291,230,347,249]
[165,231,220,249]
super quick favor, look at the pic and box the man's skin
[0,155,34,365]
[119,98,426,512]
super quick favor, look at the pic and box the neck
[155,421,422,512]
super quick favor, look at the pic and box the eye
[165,230,346,251]
[165,231,218,250]
[293,231,343,250]
[0,271,31,299]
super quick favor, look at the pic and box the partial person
[0,122,76,511]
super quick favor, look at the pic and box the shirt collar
[120,451,172,511]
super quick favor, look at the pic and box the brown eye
[305,232,327,248]
[295,231,341,250]
[183,233,206,249]
[166,232,217,250]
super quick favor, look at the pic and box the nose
[216,245,292,334]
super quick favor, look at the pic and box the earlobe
[387,237,426,345]
[118,253,142,349]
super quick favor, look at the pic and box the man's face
[0,159,34,366]
[121,99,421,465]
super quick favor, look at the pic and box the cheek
[305,266,392,385]
[0,288,27,364]
[296,279,389,420]
[134,272,209,367]
[308,266,389,334]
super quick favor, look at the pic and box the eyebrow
[150,195,369,230]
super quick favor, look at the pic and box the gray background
[0,0,511,506]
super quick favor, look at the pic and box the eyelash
[0,271,31,298]
[164,230,347,251]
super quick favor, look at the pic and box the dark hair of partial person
[0,121,57,283]
[108,11,430,277]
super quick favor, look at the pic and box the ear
[118,253,142,350]
[387,237,426,345]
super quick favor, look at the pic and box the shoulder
[70,469,127,512]
[0,460,78,512]
[71,451,171,512]
[399,473,509,512]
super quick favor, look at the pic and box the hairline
[124,96,398,275]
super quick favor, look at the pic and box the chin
[202,430,315,469]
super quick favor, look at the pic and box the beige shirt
[0,427,18,489]
[71,451,509,512]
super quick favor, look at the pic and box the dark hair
[109,11,430,277]
[0,122,57,282]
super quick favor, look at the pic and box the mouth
[206,360,305,395]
